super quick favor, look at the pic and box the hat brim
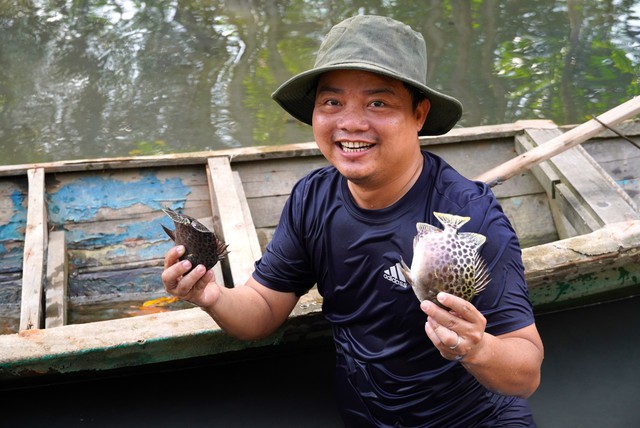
[271,63,462,136]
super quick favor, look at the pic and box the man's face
[312,70,430,188]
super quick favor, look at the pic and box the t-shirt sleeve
[467,188,535,336]
[252,178,317,297]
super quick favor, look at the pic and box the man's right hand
[161,245,219,308]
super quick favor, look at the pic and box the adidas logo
[383,263,409,288]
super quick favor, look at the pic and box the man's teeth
[340,142,373,152]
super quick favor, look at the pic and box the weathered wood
[525,220,640,313]
[549,182,601,237]
[475,96,640,185]
[207,157,259,287]
[0,121,557,179]
[237,156,329,199]
[246,194,288,230]
[583,136,640,209]
[522,128,639,231]
[0,288,328,381]
[0,177,27,280]
[20,168,47,331]
[497,193,558,248]
[45,231,67,328]
[233,172,262,261]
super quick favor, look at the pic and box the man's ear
[416,98,431,131]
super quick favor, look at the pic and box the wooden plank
[19,168,47,331]
[0,288,330,381]
[0,177,28,278]
[233,172,262,261]
[247,194,288,229]
[525,128,640,227]
[207,157,258,287]
[515,133,562,196]
[238,156,328,198]
[525,220,640,313]
[0,120,558,179]
[516,133,595,239]
[428,137,545,199]
[576,143,638,212]
[497,193,558,248]
[475,96,640,185]
[45,231,67,328]
[551,182,602,236]
[583,137,640,208]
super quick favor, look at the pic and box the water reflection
[0,0,639,164]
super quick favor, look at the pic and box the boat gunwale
[0,120,557,177]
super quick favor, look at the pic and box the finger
[421,299,465,333]
[435,293,478,323]
[427,315,460,348]
[425,318,464,361]
[183,264,213,291]
[164,245,186,269]
[177,264,216,300]
[161,259,193,292]
[424,318,442,346]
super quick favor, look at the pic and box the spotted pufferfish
[400,212,490,309]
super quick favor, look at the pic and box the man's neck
[347,156,423,210]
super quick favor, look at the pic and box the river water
[1,0,639,164]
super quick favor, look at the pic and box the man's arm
[162,245,299,340]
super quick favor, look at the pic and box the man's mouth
[339,141,374,153]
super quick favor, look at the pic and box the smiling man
[162,15,543,427]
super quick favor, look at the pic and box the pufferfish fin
[161,224,176,241]
[433,212,471,230]
[458,232,487,249]
[473,254,491,294]
[416,222,442,234]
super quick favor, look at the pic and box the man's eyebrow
[316,85,396,95]
[364,87,396,96]
[316,84,342,94]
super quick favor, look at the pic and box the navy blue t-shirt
[254,151,536,427]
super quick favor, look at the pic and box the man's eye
[370,100,385,107]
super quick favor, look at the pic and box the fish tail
[433,212,470,230]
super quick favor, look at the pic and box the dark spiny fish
[400,212,490,309]
[161,208,229,273]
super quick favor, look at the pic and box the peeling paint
[63,216,170,249]
[0,191,27,243]
[47,171,191,224]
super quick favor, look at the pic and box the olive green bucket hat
[271,15,463,136]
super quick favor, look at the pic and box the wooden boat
[1,118,639,385]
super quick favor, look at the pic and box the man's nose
[335,104,370,131]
